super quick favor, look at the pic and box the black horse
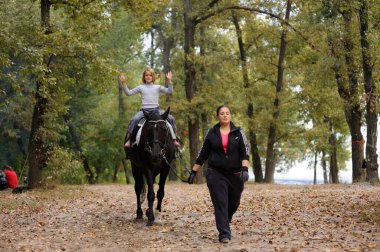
[125,107,175,226]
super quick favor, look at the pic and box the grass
[0,185,85,212]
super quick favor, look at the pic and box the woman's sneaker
[220,237,230,243]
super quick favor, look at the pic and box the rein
[162,150,192,183]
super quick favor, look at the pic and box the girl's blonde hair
[142,67,156,83]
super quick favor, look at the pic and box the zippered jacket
[195,122,250,174]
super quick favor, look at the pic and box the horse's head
[141,107,171,165]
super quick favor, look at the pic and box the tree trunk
[264,126,277,183]
[264,0,291,183]
[157,24,177,181]
[322,151,328,184]
[64,114,95,184]
[326,2,365,183]
[184,0,200,169]
[359,0,379,183]
[160,33,173,77]
[113,163,121,183]
[27,0,52,189]
[329,136,339,183]
[122,159,131,184]
[342,5,365,183]
[232,13,263,182]
[28,81,48,189]
[118,78,124,119]
[250,128,263,182]
[114,78,131,183]
[313,151,317,184]
[149,30,155,68]
[328,119,339,183]
[198,25,208,183]
[114,160,130,184]
[189,118,200,165]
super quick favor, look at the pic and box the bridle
[145,119,170,158]
[143,118,191,183]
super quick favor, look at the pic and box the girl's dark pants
[206,168,244,241]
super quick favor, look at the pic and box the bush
[44,147,87,184]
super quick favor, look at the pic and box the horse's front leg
[145,170,155,226]
[156,168,169,212]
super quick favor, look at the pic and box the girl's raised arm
[166,71,173,85]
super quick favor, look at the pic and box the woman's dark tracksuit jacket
[195,122,250,241]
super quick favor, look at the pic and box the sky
[248,161,352,184]
[273,161,352,183]
[249,125,380,184]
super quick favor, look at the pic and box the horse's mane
[143,107,170,122]
[145,110,161,121]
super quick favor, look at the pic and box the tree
[26,0,116,188]
[231,11,263,182]
[323,0,366,183]
[264,0,292,183]
[358,0,379,183]
[27,0,53,188]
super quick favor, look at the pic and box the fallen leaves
[0,183,379,251]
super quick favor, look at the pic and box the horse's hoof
[146,221,154,226]
[154,212,162,225]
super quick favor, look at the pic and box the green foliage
[1,0,379,184]
[44,146,87,184]
[120,0,171,29]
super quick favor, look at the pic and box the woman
[119,68,179,147]
[188,105,250,243]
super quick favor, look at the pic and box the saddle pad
[133,119,146,147]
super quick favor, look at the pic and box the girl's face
[217,107,231,125]
[144,71,153,83]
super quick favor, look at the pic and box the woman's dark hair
[216,105,231,116]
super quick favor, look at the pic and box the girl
[119,68,179,148]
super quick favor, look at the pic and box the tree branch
[194,5,320,52]
[50,0,98,8]
[195,6,281,25]
[207,0,220,9]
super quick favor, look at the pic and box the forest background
[1,0,379,188]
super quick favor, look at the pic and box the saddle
[131,117,146,147]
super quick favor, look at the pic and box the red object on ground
[4,169,18,188]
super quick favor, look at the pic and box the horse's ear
[161,107,170,120]
[143,109,150,119]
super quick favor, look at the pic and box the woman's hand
[166,71,173,84]
[240,166,249,183]
[188,170,197,184]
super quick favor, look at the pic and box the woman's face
[144,71,153,83]
[217,107,231,125]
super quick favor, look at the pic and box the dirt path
[1,183,379,251]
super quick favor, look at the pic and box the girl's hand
[119,74,126,85]
[166,71,173,84]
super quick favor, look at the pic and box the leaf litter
[0,183,379,251]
